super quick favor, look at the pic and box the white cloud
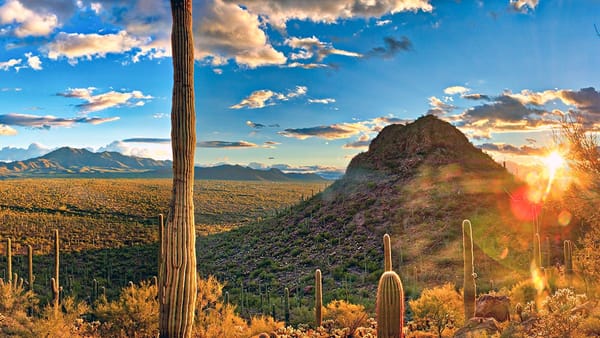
[97,140,171,160]
[0,0,60,37]
[58,87,153,113]
[510,0,539,12]
[444,85,470,95]
[45,31,148,64]
[308,98,336,104]
[231,86,307,109]
[0,124,17,136]
[195,0,286,68]
[222,0,433,30]
[25,52,42,70]
[0,143,51,160]
[0,113,119,129]
[376,19,392,26]
[90,2,102,15]
[285,36,362,62]
[0,58,22,71]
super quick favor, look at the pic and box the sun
[543,151,565,175]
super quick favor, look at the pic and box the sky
[0,0,599,178]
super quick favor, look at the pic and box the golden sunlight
[542,150,566,200]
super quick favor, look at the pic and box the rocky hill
[196,115,531,307]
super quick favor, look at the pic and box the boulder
[475,294,510,322]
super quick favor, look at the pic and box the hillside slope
[197,115,531,306]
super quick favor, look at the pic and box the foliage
[323,300,368,337]
[31,296,95,338]
[509,280,537,311]
[93,280,158,337]
[409,283,463,338]
[532,288,588,338]
[247,315,284,336]
[0,278,37,336]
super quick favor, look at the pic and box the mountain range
[0,147,327,181]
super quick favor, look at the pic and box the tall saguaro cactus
[564,240,573,286]
[376,271,404,338]
[159,1,197,336]
[383,233,393,272]
[51,229,60,313]
[315,269,322,327]
[462,220,476,320]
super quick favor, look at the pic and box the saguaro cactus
[27,245,34,291]
[462,219,476,320]
[315,269,322,327]
[376,271,404,338]
[159,0,197,337]
[564,240,573,287]
[6,238,11,284]
[284,287,290,325]
[533,233,542,269]
[51,229,60,313]
[384,233,393,272]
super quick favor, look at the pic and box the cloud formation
[0,124,18,136]
[0,58,22,71]
[0,113,119,129]
[343,134,372,149]
[368,36,412,58]
[308,98,336,104]
[0,0,61,37]
[285,36,362,62]
[279,122,371,140]
[221,0,433,30]
[45,31,149,64]
[195,0,287,68]
[197,141,258,148]
[58,87,153,113]
[444,86,469,95]
[510,0,539,13]
[230,86,307,109]
[0,143,51,161]
[478,143,546,156]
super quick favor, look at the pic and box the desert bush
[509,280,537,311]
[323,300,368,337]
[93,280,158,337]
[32,296,95,338]
[0,278,37,336]
[247,315,284,336]
[409,283,463,338]
[289,306,314,327]
[532,288,587,338]
[194,275,249,338]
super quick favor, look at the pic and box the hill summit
[347,114,504,178]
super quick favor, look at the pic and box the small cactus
[52,229,60,313]
[384,233,393,272]
[564,240,573,274]
[284,287,290,325]
[462,220,476,320]
[315,269,322,327]
[376,271,404,338]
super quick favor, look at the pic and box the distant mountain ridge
[0,147,328,181]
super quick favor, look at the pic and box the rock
[475,294,510,322]
[453,317,501,338]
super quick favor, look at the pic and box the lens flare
[542,151,565,201]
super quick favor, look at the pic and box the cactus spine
[462,219,476,320]
[51,229,60,313]
[284,287,290,325]
[6,238,11,284]
[376,271,404,338]
[384,233,393,272]
[27,245,34,291]
[315,269,322,327]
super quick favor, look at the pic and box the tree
[409,283,463,338]
[159,0,197,336]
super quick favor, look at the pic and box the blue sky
[0,0,599,177]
